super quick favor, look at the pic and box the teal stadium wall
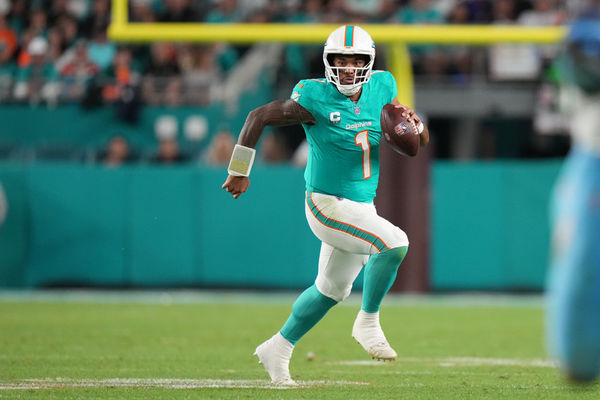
[0,161,561,291]
[432,161,560,291]
[0,163,321,289]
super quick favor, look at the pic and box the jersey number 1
[355,130,371,180]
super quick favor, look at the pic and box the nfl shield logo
[394,123,408,135]
[354,106,360,115]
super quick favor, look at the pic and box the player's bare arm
[391,98,429,147]
[237,99,316,148]
[222,100,316,199]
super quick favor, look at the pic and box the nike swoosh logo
[299,83,304,88]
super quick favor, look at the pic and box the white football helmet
[323,25,376,96]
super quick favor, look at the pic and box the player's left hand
[222,175,250,199]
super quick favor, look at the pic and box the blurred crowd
[0,0,576,164]
[0,0,571,105]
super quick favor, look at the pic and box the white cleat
[253,332,297,386]
[352,310,397,361]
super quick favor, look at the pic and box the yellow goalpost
[107,0,566,107]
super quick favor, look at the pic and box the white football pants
[305,192,409,302]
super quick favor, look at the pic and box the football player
[222,25,429,385]
[546,3,600,383]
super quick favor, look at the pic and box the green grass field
[1,291,598,399]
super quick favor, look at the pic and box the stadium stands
[0,0,572,162]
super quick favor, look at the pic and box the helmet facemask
[324,53,374,96]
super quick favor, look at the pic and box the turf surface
[1,292,598,399]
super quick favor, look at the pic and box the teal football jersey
[290,71,398,203]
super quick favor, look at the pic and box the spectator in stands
[142,42,180,105]
[5,0,25,35]
[101,47,142,122]
[106,47,138,82]
[24,7,48,39]
[493,0,519,24]
[179,44,221,106]
[81,0,111,37]
[98,135,136,167]
[0,9,17,60]
[47,27,65,63]
[114,83,142,123]
[48,0,72,22]
[17,29,36,66]
[54,14,79,50]
[130,0,158,23]
[448,1,472,24]
[88,25,115,72]
[59,39,100,101]
[203,129,235,165]
[0,9,16,100]
[163,76,183,107]
[13,36,60,105]
[151,137,189,164]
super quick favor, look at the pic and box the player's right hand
[392,103,420,125]
[222,175,250,199]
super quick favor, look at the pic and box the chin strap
[336,83,362,96]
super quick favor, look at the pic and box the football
[380,104,420,157]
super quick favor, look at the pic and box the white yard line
[435,357,555,367]
[0,378,371,390]
[329,357,556,368]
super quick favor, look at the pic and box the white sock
[357,309,380,326]
[274,332,294,358]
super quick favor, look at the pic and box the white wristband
[417,121,424,134]
[228,144,256,177]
